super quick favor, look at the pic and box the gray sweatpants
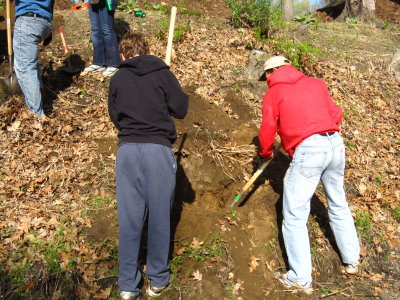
[116,143,176,294]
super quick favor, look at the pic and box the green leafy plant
[346,17,359,24]
[79,85,87,96]
[320,287,332,295]
[183,234,224,262]
[152,2,167,13]
[174,20,191,42]
[0,0,5,10]
[344,139,356,149]
[386,203,400,223]
[293,14,317,24]
[355,210,373,243]
[155,18,190,43]
[89,196,114,209]
[118,0,141,14]
[228,209,237,218]
[155,18,168,40]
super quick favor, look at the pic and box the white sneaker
[146,285,167,297]
[83,64,106,72]
[120,291,141,299]
[274,272,313,294]
[344,262,360,274]
[102,67,118,77]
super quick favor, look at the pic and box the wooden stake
[165,6,177,66]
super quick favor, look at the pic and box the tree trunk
[337,0,375,21]
[282,0,294,21]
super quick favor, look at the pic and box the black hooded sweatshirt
[108,55,188,147]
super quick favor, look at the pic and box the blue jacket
[15,0,54,21]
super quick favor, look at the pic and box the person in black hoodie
[108,33,188,300]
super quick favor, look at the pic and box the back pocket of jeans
[299,151,327,178]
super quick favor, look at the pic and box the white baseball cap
[258,56,289,81]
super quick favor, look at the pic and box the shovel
[229,158,272,208]
[0,0,21,94]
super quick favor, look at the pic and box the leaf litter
[0,0,399,299]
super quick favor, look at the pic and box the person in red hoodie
[258,56,360,293]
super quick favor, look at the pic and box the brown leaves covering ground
[0,3,400,299]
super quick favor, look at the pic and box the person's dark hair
[119,33,149,58]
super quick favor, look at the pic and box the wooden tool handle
[241,159,271,193]
[6,0,12,56]
[165,6,177,66]
[59,28,69,54]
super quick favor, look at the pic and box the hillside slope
[0,1,399,299]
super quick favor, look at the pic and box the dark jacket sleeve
[162,70,188,119]
[108,79,120,130]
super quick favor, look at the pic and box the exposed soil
[0,1,399,300]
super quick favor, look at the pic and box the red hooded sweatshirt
[259,65,343,158]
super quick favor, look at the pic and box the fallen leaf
[360,246,368,257]
[248,255,260,272]
[190,237,204,249]
[94,287,112,299]
[192,270,202,281]
[176,247,187,255]
[7,120,21,132]
[358,182,367,195]
[265,260,276,272]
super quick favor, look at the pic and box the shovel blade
[0,74,22,95]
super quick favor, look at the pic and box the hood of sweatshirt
[118,55,169,76]
[267,65,305,88]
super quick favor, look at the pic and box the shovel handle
[59,28,69,54]
[241,159,270,194]
[6,0,12,56]
[229,159,271,208]
[165,6,177,66]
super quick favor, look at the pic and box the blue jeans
[88,5,120,67]
[13,16,52,117]
[116,143,176,295]
[282,132,360,284]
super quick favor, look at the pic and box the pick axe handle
[230,159,271,208]
[165,6,177,66]
[59,28,69,54]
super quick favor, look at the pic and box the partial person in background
[84,0,120,77]
[71,0,89,10]
[13,0,54,118]
[258,56,360,294]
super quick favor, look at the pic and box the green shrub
[271,37,325,69]
[155,18,190,43]
[174,20,191,43]
[227,0,282,39]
